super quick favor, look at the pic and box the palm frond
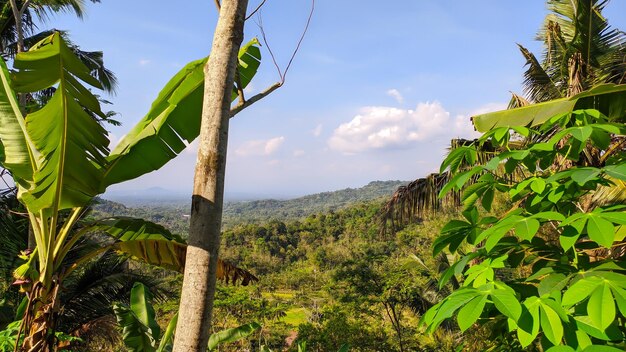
[518,44,563,102]
[508,92,531,109]
[57,252,169,333]
[380,172,457,235]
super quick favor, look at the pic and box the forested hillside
[93,180,407,230]
[88,192,479,351]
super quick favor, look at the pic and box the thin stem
[245,0,267,20]
[52,207,82,262]
[282,0,314,83]
[256,0,314,83]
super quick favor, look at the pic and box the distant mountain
[96,180,408,229]
[104,187,292,207]
[221,180,407,226]
[104,187,188,206]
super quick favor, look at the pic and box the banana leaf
[207,322,261,351]
[113,283,160,352]
[472,84,626,132]
[0,58,36,189]
[101,39,261,189]
[94,217,258,284]
[9,32,109,212]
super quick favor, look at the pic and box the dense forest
[87,193,472,351]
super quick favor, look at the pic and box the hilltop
[93,180,407,230]
[222,180,406,225]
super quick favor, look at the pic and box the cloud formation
[235,136,285,157]
[386,89,404,104]
[328,102,452,154]
[312,124,323,137]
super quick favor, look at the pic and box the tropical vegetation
[1,0,626,351]
[0,29,260,351]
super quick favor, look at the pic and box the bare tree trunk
[172,0,248,351]
[8,0,25,53]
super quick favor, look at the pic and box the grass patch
[281,308,308,326]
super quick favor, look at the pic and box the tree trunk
[172,0,248,351]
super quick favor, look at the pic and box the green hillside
[222,180,406,226]
[93,180,407,230]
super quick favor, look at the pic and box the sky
[44,0,626,198]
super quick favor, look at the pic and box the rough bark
[172,0,248,351]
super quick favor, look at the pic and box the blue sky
[46,0,626,197]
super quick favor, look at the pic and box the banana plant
[114,282,260,352]
[0,32,261,351]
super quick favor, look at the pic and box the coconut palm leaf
[381,172,456,235]
[508,92,531,109]
[101,38,261,189]
[27,0,99,20]
[522,0,626,102]
[381,139,502,233]
[58,252,167,335]
[10,32,109,212]
[518,44,563,103]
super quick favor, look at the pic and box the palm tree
[382,0,626,229]
[515,0,626,105]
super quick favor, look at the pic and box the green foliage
[113,283,163,352]
[0,320,21,352]
[207,322,261,351]
[422,102,626,350]
[115,282,261,352]
[0,30,262,350]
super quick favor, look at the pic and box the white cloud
[139,59,151,66]
[293,149,305,157]
[453,102,508,139]
[312,124,323,137]
[235,136,285,157]
[386,89,404,104]
[328,102,451,154]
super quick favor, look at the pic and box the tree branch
[256,0,314,83]
[230,81,281,118]
[213,0,221,11]
[246,0,267,20]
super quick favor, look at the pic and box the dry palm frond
[380,171,458,235]
[508,92,531,109]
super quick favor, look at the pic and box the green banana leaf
[113,283,160,352]
[130,282,161,343]
[94,217,258,284]
[207,322,261,351]
[10,32,109,212]
[0,58,37,188]
[156,312,178,352]
[472,84,626,132]
[101,38,261,189]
